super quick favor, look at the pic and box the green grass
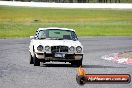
[0,6,132,38]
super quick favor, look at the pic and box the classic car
[29,27,83,66]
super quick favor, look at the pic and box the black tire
[30,53,34,64]
[71,60,82,67]
[76,60,82,67]
[33,54,40,66]
[71,62,75,67]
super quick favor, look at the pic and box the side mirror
[30,36,34,39]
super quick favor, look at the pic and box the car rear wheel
[33,54,40,66]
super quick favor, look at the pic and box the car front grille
[51,46,68,53]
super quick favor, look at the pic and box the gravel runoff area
[0,1,132,9]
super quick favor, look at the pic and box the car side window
[38,30,46,39]
[71,31,78,41]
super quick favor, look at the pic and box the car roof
[37,27,75,32]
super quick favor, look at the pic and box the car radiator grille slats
[51,46,68,53]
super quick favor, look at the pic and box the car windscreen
[38,29,78,41]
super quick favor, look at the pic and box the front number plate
[55,53,65,58]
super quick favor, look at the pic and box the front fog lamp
[37,45,43,51]
[76,46,82,53]
[45,46,50,51]
[69,46,75,52]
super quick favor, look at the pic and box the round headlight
[45,46,50,51]
[37,45,43,51]
[69,46,75,52]
[76,46,82,53]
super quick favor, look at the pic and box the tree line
[3,0,121,3]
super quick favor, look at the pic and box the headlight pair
[69,46,82,53]
[37,45,50,51]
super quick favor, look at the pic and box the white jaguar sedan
[29,27,83,66]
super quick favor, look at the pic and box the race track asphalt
[0,36,132,88]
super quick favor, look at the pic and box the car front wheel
[71,60,82,67]
[30,52,34,64]
[33,54,40,66]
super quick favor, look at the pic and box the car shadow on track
[82,65,126,68]
[40,63,76,68]
[40,63,126,68]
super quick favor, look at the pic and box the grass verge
[0,6,132,38]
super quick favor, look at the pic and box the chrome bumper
[35,52,83,61]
